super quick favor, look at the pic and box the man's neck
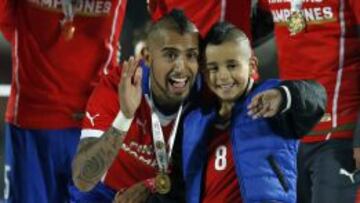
[151,91,181,116]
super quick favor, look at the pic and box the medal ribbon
[62,0,75,22]
[149,97,183,173]
[291,0,303,12]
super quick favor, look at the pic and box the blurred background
[0,0,278,196]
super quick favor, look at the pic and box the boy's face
[149,29,199,105]
[204,41,254,102]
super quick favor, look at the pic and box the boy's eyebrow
[226,59,239,63]
[206,62,217,66]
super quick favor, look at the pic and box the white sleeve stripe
[80,129,104,139]
[280,85,292,113]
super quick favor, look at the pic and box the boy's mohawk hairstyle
[204,22,236,45]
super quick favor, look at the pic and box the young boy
[182,22,327,203]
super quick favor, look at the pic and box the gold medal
[154,173,171,194]
[61,21,75,41]
[287,11,306,36]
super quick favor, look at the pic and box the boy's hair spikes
[147,9,197,42]
[202,21,249,50]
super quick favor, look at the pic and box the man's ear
[249,53,260,81]
[145,50,153,68]
[142,47,151,65]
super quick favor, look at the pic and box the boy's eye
[206,66,218,73]
[227,63,238,69]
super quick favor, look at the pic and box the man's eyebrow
[161,47,179,52]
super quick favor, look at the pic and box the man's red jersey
[259,0,360,142]
[0,0,127,129]
[148,0,252,38]
[81,67,178,191]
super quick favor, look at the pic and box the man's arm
[72,58,143,191]
[72,127,127,191]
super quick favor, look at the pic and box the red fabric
[259,0,360,142]
[82,68,176,191]
[148,0,251,39]
[202,127,242,203]
[4,0,127,129]
[0,0,16,42]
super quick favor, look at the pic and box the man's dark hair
[147,9,198,44]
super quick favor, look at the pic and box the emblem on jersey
[287,11,306,36]
[86,112,100,127]
[155,172,171,194]
[339,168,360,184]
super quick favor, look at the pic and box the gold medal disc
[155,173,171,194]
[62,21,75,41]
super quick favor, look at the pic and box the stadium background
[0,0,278,197]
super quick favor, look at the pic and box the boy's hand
[247,89,283,119]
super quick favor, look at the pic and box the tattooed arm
[72,127,127,191]
[72,58,143,192]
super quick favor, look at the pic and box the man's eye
[164,52,177,61]
[187,52,199,60]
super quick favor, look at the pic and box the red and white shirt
[259,0,360,142]
[202,125,242,203]
[148,0,252,38]
[82,67,178,191]
[0,0,127,129]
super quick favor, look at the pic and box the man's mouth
[168,76,189,93]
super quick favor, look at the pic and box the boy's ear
[249,53,260,81]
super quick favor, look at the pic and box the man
[0,0,127,202]
[72,9,199,202]
[257,0,360,202]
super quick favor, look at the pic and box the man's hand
[247,89,283,119]
[354,147,360,169]
[113,182,150,203]
[119,57,143,118]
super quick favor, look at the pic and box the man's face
[149,29,199,105]
[204,41,253,102]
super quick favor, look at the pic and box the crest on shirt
[86,112,100,127]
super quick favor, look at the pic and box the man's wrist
[143,178,156,194]
[112,111,133,132]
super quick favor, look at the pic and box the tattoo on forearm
[75,127,126,185]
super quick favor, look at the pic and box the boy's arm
[270,80,327,138]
